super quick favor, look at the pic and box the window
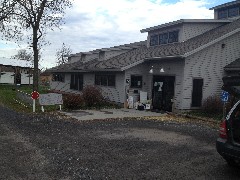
[131,75,142,88]
[95,74,115,87]
[228,7,239,17]
[150,35,159,46]
[168,30,179,43]
[159,33,168,45]
[150,30,179,46]
[218,9,228,19]
[70,73,83,91]
[53,73,65,82]
[191,78,203,107]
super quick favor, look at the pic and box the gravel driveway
[1,105,240,179]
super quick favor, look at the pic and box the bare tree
[56,43,72,65]
[0,0,72,91]
[13,49,33,62]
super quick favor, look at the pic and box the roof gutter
[144,55,184,61]
[121,55,184,71]
[224,67,240,71]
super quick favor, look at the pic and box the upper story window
[228,7,239,17]
[150,35,158,46]
[131,75,142,88]
[218,6,240,19]
[218,9,228,19]
[159,33,168,45]
[150,30,179,46]
[168,30,179,43]
[95,74,115,87]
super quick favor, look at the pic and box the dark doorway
[191,79,203,107]
[152,76,175,111]
[15,73,21,84]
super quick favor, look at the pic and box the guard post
[221,91,229,120]
[31,91,40,113]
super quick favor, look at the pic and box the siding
[0,72,14,84]
[21,74,33,85]
[84,72,125,103]
[50,74,79,93]
[182,23,225,42]
[50,72,126,103]
[181,31,240,109]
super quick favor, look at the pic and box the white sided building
[48,1,240,112]
[0,57,33,85]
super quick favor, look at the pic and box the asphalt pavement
[1,105,240,179]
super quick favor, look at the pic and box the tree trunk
[32,28,39,92]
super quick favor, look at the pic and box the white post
[33,99,36,113]
[59,105,62,111]
[41,106,44,112]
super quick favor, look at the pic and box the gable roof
[0,57,32,68]
[86,18,240,71]
[140,19,231,33]
[209,0,240,10]
[49,18,240,73]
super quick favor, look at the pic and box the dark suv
[216,100,240,166]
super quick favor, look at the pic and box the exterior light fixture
[160,67,164,73]
[149,66,153,73]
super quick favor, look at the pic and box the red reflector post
[219,120,227,139]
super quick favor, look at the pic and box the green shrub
[63,93,84,110]
[202,94,223,114]
[82,85,104,108]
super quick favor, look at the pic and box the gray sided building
[48,0,240,112]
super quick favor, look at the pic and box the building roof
[209,0,240,10]
[0,57,32,68]
[140,19,231,33]
[224,58,240,71]
[49,18,240,73]
[70,41,147,57]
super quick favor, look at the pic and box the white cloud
[0,0,219,68]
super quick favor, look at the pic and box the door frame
[151,75,176,111]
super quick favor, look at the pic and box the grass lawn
[0,84,60,113]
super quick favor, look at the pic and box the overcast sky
[0,0,232,68]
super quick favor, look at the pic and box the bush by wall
[202,94,223,114]
[82,85,104,108]
[63,93,84,110]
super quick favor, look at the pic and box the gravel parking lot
[1,105,240,179]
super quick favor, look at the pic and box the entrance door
[152,76,175,111]
[15,73,21,84]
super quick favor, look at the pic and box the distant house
[0,57,33,85]
[40,71,52,85]
[48,0,240,112]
